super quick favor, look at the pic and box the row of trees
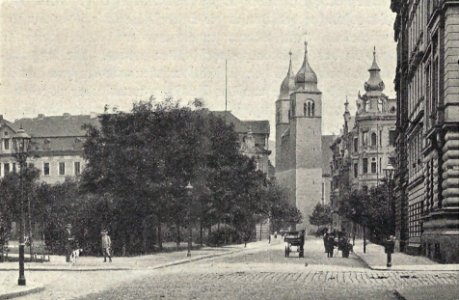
[338,184,395,243]
[1,99,302,256]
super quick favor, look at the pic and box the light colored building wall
[28,155,85,184]
[295,167,322,231]
[275,169,296,208]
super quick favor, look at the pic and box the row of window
[407,0,427,60]
[0,161,81,177]
[352,130,396,152]
[352,157,384,178]
[288,100,316,119]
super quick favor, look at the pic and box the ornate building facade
[392,0,459,262]
[275,42,335,232]
[330,51,397,231]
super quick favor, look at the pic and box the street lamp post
[13,128,31,286]
[185,182,193,258]
[384,163,395,268]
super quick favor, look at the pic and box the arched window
[304,100,315,117]
[371,132,377,146]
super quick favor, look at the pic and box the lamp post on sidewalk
[13,128,31,286]
[185,182,193,258]
[384,163,395,268]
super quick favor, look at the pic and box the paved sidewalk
[394,284,459,300]
[353,240,459,271]
[0,241,274,271]
[0,239,279,299]
[0,279,44,300]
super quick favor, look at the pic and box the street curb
[393,290,407,300]
[0,245,255,272]
[149,248,243,270]
[0,285,45,300]
[352,250,459,272]
[351,251,374,270]
[0,266,131,272]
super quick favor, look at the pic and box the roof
[210,111,270,136]
[210,111,248,133]
[13,114,100,137]
[243,120,270,135]
[322,135,337,176]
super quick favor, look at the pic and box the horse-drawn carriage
[283,231,305,258]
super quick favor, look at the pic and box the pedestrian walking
[326,231,335,258]
[101,230,112,263]
[322,228,328,253]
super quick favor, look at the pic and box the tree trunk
[122,237,127,256]
[199,221,203,246]
[157,223,163,251]
[176,223,181,249]
[142,219,148,254]
[259,223,262,241]
[27,193,33,262]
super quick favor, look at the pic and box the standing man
[101,230,112,263]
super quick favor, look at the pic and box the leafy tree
[338,185,395,243]
[309,203,332,228]
[79,97,300,253]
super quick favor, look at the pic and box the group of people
[322,228,352,258]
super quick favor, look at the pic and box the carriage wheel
[285,245,290,257]
[299,250,304,258]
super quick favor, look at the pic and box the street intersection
[10,238,458,300]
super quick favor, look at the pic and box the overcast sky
[0,0,396,136]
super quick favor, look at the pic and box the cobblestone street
[14,238,456,300]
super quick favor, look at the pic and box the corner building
[392,0,459,262]
[275,42,335,232]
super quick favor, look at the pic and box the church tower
[275,41,323,232]
[290,41,323,231]
[275,52,295,174]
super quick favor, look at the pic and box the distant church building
[275,42,335,231]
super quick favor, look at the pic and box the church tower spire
[364,47,385,95]
[295,41,319,92]
[361,47,386,112]
[279,51,295,99]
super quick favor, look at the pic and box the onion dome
[295,41,319,92]
[364,47,385,93]
[279,52,295,99]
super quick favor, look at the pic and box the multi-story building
[0,113,99,184]
[330,51,397,231]
[275,42,335,232]
[392,0,459,262]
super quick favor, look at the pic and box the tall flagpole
[225,59,228,112]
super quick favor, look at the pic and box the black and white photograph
[0,0,458,299]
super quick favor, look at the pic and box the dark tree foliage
[78,98,297,253]
[309,203,332,227]
[0,166,39,238]
[338,184,395,243]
